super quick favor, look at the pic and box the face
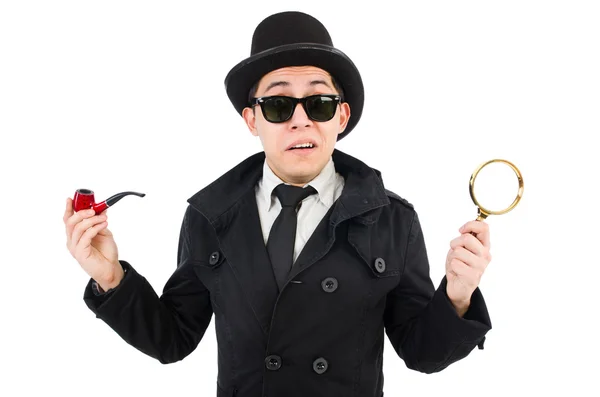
[242,66,351,186]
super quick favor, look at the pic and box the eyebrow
[263,79,333,95]
[309,80,333,89]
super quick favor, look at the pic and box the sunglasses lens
[306,96,338,121]
[263,97,294,122]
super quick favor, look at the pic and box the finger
[450,233,485,257]
[77,221,108,255]
[63,197,74,224]
[97,223,112,236]
[459,220,490,250]
[445,247,453,268]
[64,198,74,240]
[65,204,85,244]
[69,213,108,251]
[66,208,97,242]
[450,246,486,271]
[448,257,481,284]
[448,257,471,277]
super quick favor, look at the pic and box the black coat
[84,149,492,397]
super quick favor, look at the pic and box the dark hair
[247,73,345,105]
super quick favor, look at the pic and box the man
[64,11,492,397]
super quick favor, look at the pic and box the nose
[289,102,312,129]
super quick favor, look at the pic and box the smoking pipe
[73,188,146,214]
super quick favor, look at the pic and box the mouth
[286,140,318,154]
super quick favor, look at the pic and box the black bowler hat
[224,11,364,141]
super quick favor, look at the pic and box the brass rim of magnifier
[469,159,524,220]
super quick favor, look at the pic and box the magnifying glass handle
[476,207,488,222]
[469,211,487,236]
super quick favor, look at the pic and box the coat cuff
[83,260,135,314]
[435,276,492,349]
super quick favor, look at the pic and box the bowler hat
[224,11,364,141]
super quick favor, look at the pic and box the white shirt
[255,157,345,263]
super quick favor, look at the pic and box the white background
[1,1,598,396]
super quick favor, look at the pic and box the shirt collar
[261,157,337,211]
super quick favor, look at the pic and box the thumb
[64,197,74,217]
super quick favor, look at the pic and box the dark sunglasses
[250,94,342,123]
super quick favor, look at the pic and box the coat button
[321,277,338,293]
[313,357,328,374]
[374,257,386,273]
[209,251,220,265]
[265,355,281,370]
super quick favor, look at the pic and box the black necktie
[267,183,317,290]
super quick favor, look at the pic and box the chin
[270,148,327,181]
[285,162,323,182]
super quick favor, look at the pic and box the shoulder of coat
[385,189,414,209]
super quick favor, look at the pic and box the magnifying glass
[469,159,524,222]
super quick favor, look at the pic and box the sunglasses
[250,94,342,123]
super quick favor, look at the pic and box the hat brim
[224,43,364,141]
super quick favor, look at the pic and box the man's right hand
[64,197,124,291]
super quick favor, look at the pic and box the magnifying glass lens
[472,161,520,213]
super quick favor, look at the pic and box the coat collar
[259,156,339,211]
[187,149,390,227]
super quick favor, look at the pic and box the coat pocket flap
[348,221,399,278]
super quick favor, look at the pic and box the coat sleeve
[83,205,213,364]
[383,210,492,374]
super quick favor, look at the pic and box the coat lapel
[288,204,336,281]
[213,189,280,336]
[288,150,391,281]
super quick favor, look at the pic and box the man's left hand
[445,220,492,317]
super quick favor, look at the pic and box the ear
[242,107,259,137]
[337,102,351,135]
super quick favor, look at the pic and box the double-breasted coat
[84,149,492,397]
